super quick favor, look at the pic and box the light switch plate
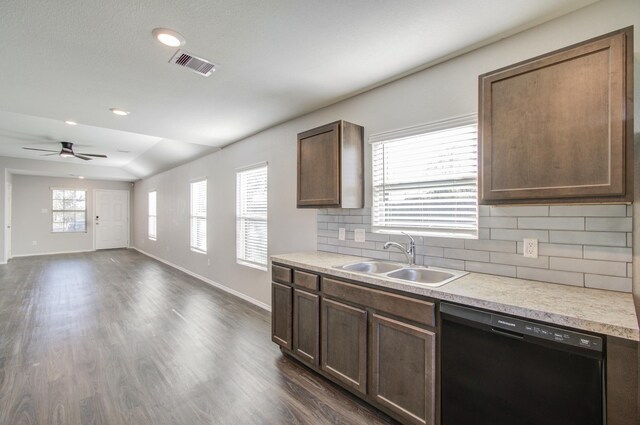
[338,228,346,241]
[354,229,365,243]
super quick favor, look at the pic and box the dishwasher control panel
[490,315,603,351]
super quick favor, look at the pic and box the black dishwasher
[441,303,605,425]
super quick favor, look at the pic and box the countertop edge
[271,252,640,342]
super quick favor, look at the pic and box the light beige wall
[11,175,133,257]
[133,0,639,307]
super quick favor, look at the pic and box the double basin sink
[334,260,467,287]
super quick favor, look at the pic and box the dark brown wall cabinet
[297,120,364,208]
[479,27,633,204]
[272,264,437,425]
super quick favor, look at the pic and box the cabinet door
[321,298,367,394]
[293,289,319,365]
[479,28,632,204]
[271,282,293,350]
[370,313,436,425]
[297,122,341,207]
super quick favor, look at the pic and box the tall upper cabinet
[297,120,364,208]
[478,27,633,204]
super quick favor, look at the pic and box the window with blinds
[148,191,157,240]
[190,180,207,253]
[371,115,478,238]
[51,189,87,233]
[236,164,268,270]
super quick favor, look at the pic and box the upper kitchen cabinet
[297,121,364,208]
[479,27,633,205]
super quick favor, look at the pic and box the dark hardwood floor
[0,249,396,425]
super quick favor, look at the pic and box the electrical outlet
[207,258,211,266]
[32,240,37,246]
[354,229,365,243]
[523,238,538,258]
[338,228,346,241]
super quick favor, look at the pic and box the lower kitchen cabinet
[321,297,368,395]
[370,313,436,425]
[293,289,319,365]
[271,281,292,350]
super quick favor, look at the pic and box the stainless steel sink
[387,267,466,286]
[334,261,467,287]
[338,261,404,274]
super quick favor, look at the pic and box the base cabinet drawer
[321,298,368,395]
[293,289,319,365]
[370,313,436,425]
[271,282,293,350]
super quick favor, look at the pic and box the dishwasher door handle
[491,326,524,340]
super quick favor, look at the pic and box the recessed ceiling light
[110,108,130,116]
[65,120,78,126]
[152,28,185,47]
[78,176,85,179]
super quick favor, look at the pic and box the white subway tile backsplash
[465,261,516,277]
[423,236,465,249]
[583,246,632,262]
[444,248,490,262]
[549,257,627,277]
[479,205,491,216]
[491,228,549,242]
[517,267,583,287]
[415,245,444,257]
[490,252,549,268]
[550,231,627,247]
[337,246,362,256]
[317,204,632,293]
[490,206,549,216]
[424,256,465,270]
[586,217,632,232]
[518,217,584,231]
[479,216,517,229]
[361,249,390,260]
[465,239,516,253]
[550,205,627,217]
[584,274,632,292]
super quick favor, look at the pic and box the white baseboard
[11,249,95,258]
[132,247,271,312]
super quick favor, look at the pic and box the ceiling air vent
[169,50,216,77]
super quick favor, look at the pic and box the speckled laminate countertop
[271,251,639,341]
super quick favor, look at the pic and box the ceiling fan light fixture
[110,108,130,116]
[60,152,74,158]
[64,120,78,126]
[152,28,185,47]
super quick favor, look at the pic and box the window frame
[51,188,87,233]
[369,114,478,239]
[148,190,157,241]
[236,162,268,271]
[189,179,207,254]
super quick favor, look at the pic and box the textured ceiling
[0,0,597,180]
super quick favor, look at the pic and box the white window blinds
[236,164,268,270]
[148,191,157,240]
[371,115,478,238]
[190,180,207,253]
[51,189,87,233]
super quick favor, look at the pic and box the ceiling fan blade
[77,152,108,158]
[42,153,59,156]
[23,147,58,153]
[73,154,92,161]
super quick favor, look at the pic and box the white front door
[95,189,129,250]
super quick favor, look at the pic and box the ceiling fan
[23,141,107,161]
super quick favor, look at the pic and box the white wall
[133,0,639,307]
[11,175,132,257]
